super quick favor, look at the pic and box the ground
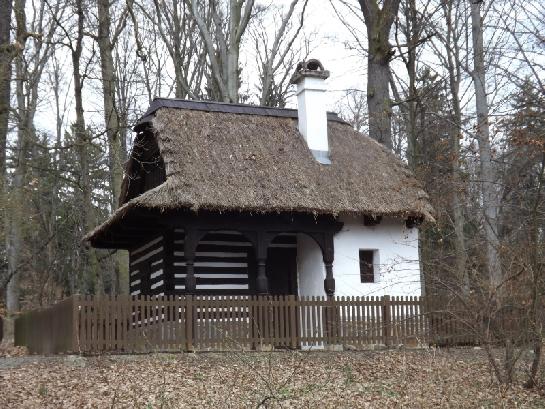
[0,348,544,408]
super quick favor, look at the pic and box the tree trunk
[441,0,469,294]
[97,0,128,294]
[226,47,239,102]
[5,0,27,333]
[367,37,393,150]
[405,0,417,167]
[450,84,469,294]
[0,0,12,193]
[73,0,99,294]
[358,0,401,150]
[470,0,501,292]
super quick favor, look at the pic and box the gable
[120,132,166,205]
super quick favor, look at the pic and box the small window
[359,250,376,283]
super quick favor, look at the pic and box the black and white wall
[129,235,165,295]
[172,230,254,294]
[128,230,298,296]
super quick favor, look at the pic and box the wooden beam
[163,229,175,294]
[322,232,335,296]
[255,230,271,295]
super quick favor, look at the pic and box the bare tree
[336,90,368,133]
[130,0,207,99]
[391,0,434,167]
[190,0,255,102]
[469,0,501,293]
[252,0,309,107]
[4,0,59,340]
[46,0,102,293]
[423,0,470,293]
[126,0,171,102]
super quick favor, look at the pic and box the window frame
[359,249,377,283]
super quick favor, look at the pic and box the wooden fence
[15,295,474,354]
[14,297,76,354]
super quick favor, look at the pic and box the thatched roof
[86,99,433,244]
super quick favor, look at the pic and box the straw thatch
[86,105,433,242]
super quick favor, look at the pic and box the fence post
[324,296,337,346]
[289,295,297,349]
[425,295,436,346]
[323,296,331,345]
[71,295,78,354]
[382,295,391,347]
[185,295,193,352]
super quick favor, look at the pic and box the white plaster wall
[332,215,421,297]
[296,233,326,297]
[296,233,326,349]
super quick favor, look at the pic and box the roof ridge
[135,98,348,130]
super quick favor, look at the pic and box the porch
[91,209,343,297]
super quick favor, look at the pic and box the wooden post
[328,296,336,345]
[163,229,175,294]
[185,295,194,351]
[256,259,268,294]
[184,228,197,294]
[289,295,297,349]
[255,231,269,295]
[425,295,435,346]
[185,259,196,293]
[72,295,79,354]
[322,232,335,296]
[382,295,391,347]
[324,263,335,296]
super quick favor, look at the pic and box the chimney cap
[290,59,330,84]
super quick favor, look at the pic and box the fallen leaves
[0,349,543,408]
[0,345,27,358]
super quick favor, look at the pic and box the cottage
[85,60,433,300]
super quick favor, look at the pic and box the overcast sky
[30,0,542,143]
[262,0,368,110]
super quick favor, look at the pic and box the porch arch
[267,231,336,297]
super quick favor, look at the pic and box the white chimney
[290,59,331,164]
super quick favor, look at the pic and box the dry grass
[0,349,543,408]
